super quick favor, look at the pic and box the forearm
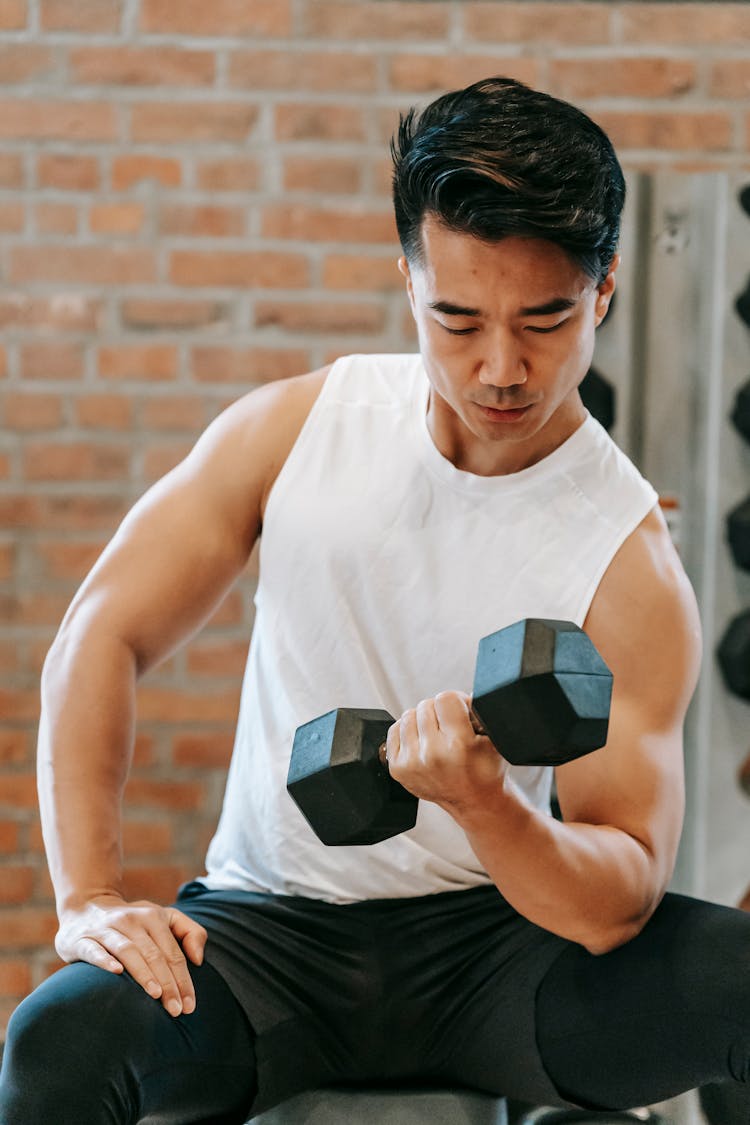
[38,623,137,914]
[454,777,661,954]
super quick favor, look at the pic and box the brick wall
[1,0,749,1035]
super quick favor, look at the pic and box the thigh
[535,892,750,1111]
[0,958,256,1125]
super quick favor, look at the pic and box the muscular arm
[38,367,327,1004]
[387,505,702,954]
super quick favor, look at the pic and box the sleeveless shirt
[201,353,658,904]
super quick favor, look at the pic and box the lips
[476,403,532,422]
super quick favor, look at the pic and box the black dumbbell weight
[727,495,750,571]
[731,380,750,445]
[579,366,616,433]
[717,610,750,700]
[287,619,613,846]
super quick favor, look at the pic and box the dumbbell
[287,618,613,846]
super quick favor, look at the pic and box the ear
[594,253,619,327]
[398,255,416,314]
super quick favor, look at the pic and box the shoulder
[584,504,702,724]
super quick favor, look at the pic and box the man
[1,77,748,1125]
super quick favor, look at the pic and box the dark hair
[391,77,625,286]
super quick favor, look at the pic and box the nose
[477,330,527,389]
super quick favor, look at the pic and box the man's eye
[526,321,567,334]
[440,324,476,336]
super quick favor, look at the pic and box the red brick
[191,346,309,383]
[0,772,38,805]
[40,494,126,531]
[172,731,235,768]
[186,640,249,679]
[0,347,7,378]
[136,688,240,723]
[0,867,34,904]
[710,60,750,98]
[0,451,10,479]
[111,154,182,190]
[0,732,28,764]
[37,152,99,191]
[4,392,63,429]
[71,47,214,87]
[33,539,105,580]
[23,441,130,482]
[0,100,116,141]
[121,865,189,904]
[283,155,361,194]
[550,57,697,99]
[98,344,178,381]
[0,153,23,187]
[140,395,205,431]
[195,157,259,192]
[20,342,84,381]
[229,48,376,93]
[121,298,227,331]
[0,822,20,852]
[0,0,26,29]
[0,591,69,626]
[35,201,78,235]
[140,0,291,36]
[255,299,385,334]
[143,440,193,481]
[41,0,120,31]
[262,204,397,245]
[0,200,24,232]
[89,202,145,235]
[0,959,32,996]
[0,294,101,332]
[11,246,156,285]
[323,253,402,292]
[123,820,173,856]
[275,103,365,142]
[74,393,132,430]
[130,102,259,143]
[0,908,58,948]
[0,45,56,84]
[389,54,538,94]
[170,250,309,289]
[159,204,245,238]
[463,2,611,43]
[124,777,205,811]
[303,1,449,40]
[593,111,733,152]
[0,542,14,580]
[621,4,750,44]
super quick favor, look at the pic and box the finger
[145,915,199,1016]
[71,936,125,976]
[93,927,171,1005]
[434,690,478,736]
[385,718,401,765]
[415,698,440,742]
[399,707,419,757]
[169,908,207,967]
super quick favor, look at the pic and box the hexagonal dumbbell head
[287,707,418,846]
[727,495,750,571]
[717,610,750,701]
[471,619,613,767]
[731,381,750,445]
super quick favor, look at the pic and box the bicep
[555,507,701,887]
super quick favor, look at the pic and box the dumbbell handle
[376,708,488,766]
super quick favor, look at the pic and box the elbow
[580,899,660,957]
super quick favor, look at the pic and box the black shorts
[175,880,576,1114]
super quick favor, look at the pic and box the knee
[1,962,154,1121]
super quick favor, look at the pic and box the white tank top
[202,353,658,903]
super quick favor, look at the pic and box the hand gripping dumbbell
[286,618,613,846]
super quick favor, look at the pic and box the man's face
[400,215,618,474]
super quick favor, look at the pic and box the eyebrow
[427,295,581,318]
